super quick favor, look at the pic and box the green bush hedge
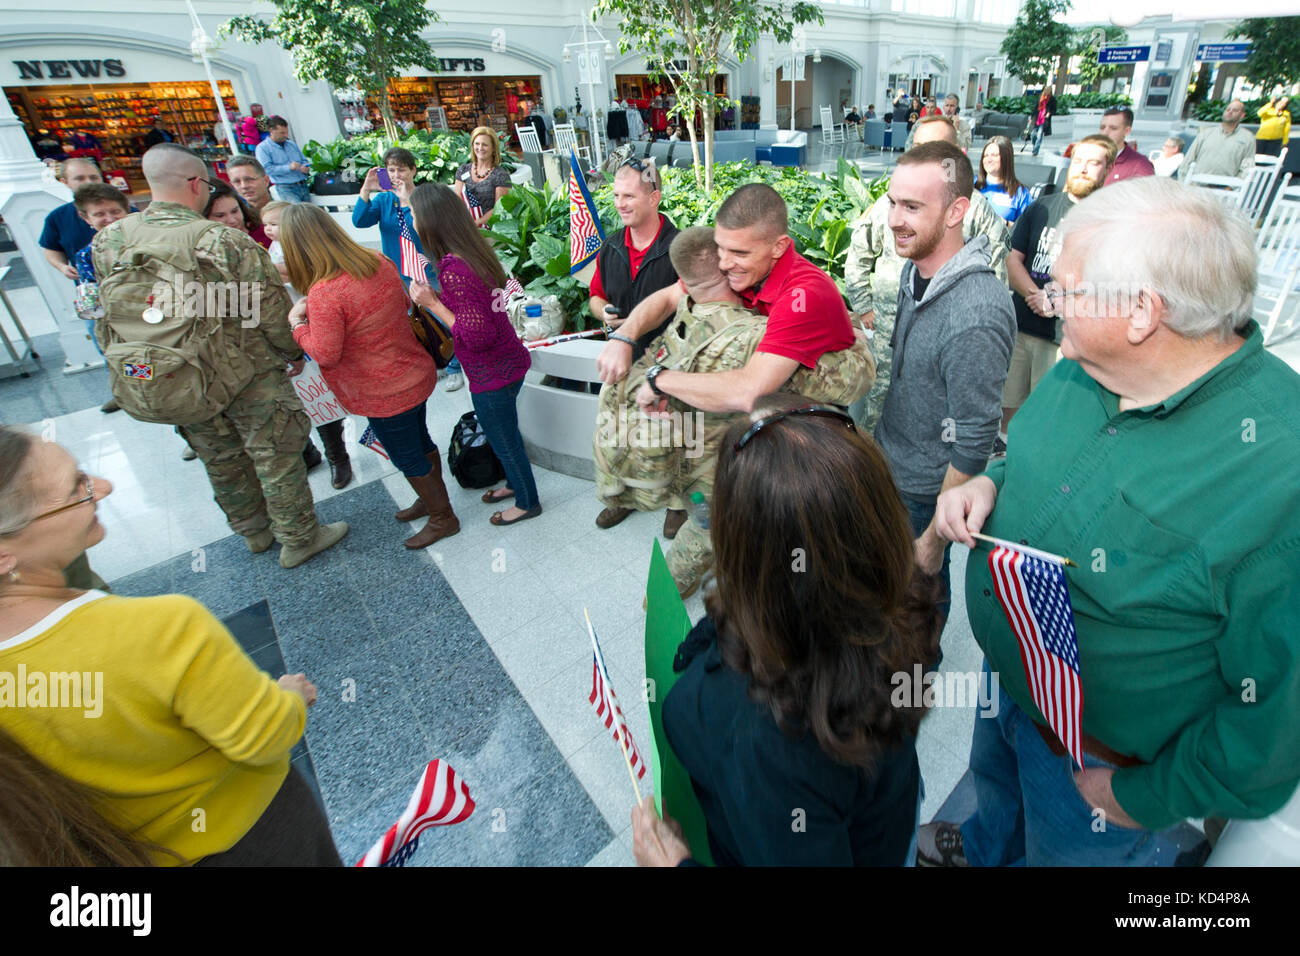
[980,91,1132,117]
[302,128,514,185]
[1192,97,1298,123]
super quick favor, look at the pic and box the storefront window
[6,79,237,190]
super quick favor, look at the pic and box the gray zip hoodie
[874,233,1016,497]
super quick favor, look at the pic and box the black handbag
[448,411,505,489]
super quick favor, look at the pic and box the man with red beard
[1001,134,1117,433]
[874,141,1016,628]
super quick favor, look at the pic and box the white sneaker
[443,372,465,392]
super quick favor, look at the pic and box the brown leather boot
[395,449,442,522]
[403,467,460,549]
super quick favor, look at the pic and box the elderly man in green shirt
[920,176,1300,867]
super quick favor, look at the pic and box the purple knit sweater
[437,254,530,393]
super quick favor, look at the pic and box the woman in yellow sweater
[0,426,340,866]
[1256,96,1292,157]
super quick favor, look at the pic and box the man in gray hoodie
[874,141,1016,620]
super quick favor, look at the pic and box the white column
[758,35,777,129]
[0,94,102,372]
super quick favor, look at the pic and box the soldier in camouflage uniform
[844,117,1011,432]
[596,226,874,596]
[93,144,346,567]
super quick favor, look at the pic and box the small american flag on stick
[395,205,431,282]
[358,423,388,460]
[988,544,1084,768]
[585,608,646,799]
[356,759,474,867]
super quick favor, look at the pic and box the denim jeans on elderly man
[960,661,1181,867]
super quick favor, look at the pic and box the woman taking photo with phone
[408,183,542,526]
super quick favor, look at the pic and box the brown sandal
[481,487,515,504]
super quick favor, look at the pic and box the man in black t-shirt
[1001,135,1117,433]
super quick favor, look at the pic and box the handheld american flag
[356,759,474,867]
[358,423,389,460]
[585,608,647,799]
[988,544,1084,768]
[461,184,482,220]
[395,204,431,282]
[569,150,605,274]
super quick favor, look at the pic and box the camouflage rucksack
[594,299,875,511]
[96,216,256,425]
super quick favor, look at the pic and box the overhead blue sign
[1197,43,1252,62]
[1099,45,1151,64]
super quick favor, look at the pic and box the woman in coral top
[278,204,460,549]
[408,183,542,526]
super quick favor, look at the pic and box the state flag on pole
[587,616,647,781]
[568,149,605,274]
[987,544,1084,768]
[395,205,431,282]
[355,759,474,867]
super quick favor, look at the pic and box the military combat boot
[279,521,349,568]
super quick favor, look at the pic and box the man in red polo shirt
[597,183,855,413]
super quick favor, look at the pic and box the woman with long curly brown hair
[633,393,942,866]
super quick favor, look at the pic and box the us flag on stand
[988,544,1084,768]
[356,759,474,867]
[568,149,605,274]
[395,205,431,282]
[587,615,647,780]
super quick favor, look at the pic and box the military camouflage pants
[179,368,318,548]
[850,309,896,434]
[666,510,713,595]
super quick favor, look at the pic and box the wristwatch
[609,332,637,348]
[646,363,667,397]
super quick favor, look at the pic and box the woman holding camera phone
[352,148,466,391]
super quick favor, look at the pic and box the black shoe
[328,456,353,489]
[303,442,323,471]
[991,436,1007,459]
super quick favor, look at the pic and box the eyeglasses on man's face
[187,175,219,195]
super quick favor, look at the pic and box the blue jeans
[961,662,1180,867]
[470,379,539,510]
[901,492,951,623]
[1031,124,1045,155]
[274,181,312,203]
[366,401,436,478]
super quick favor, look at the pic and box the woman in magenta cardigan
[277,203,461,549]
[408,183,542,526]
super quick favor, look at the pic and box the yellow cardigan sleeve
[162,596,307,765]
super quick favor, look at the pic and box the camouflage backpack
[594,300,876,511]
[96,216,256,425]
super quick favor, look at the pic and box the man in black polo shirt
[587,158,682,534]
